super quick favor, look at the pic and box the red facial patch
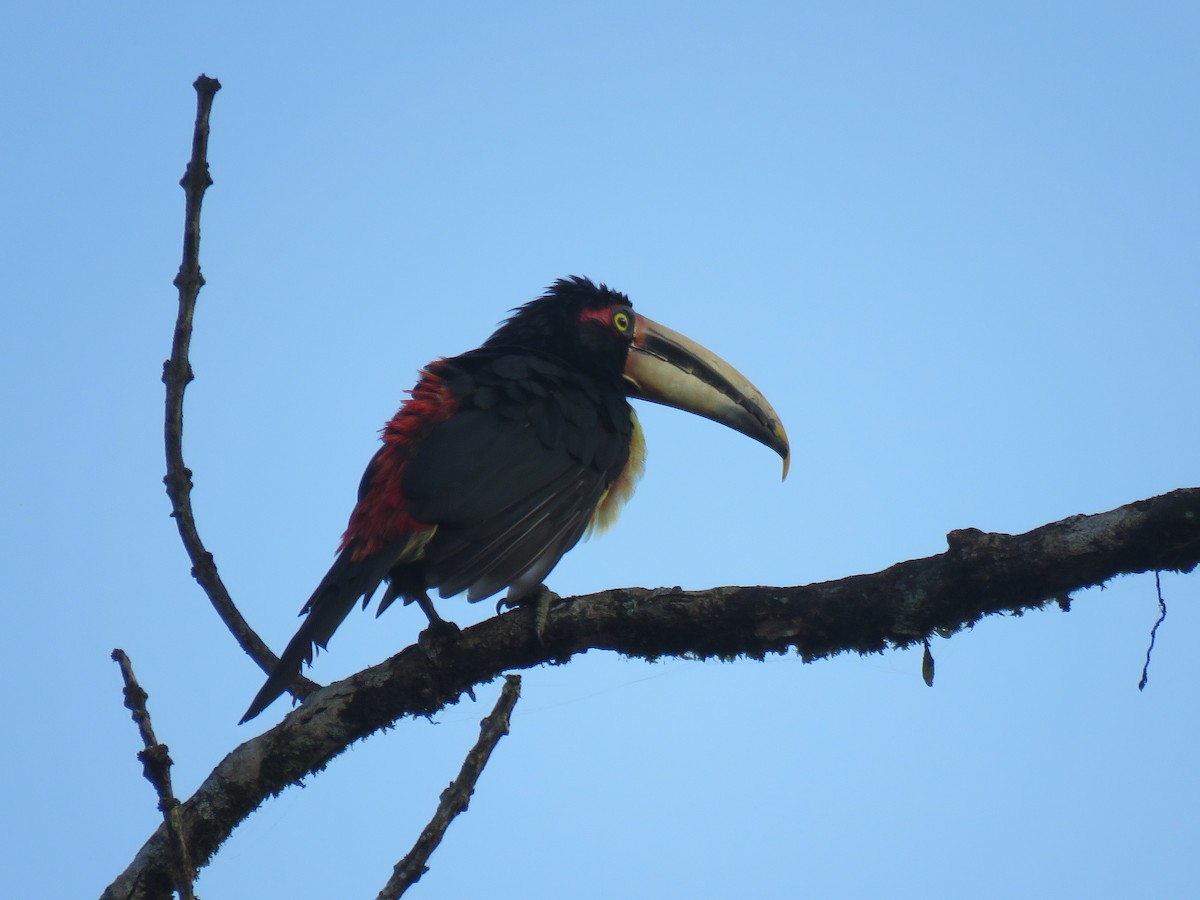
[578,304,617,328]
[578,303,637,342]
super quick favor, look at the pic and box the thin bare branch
[102,485,1200,900]
[160,74,316,696]
[111,650,195,900]
[377,675,522,899]
[1138,570,1168,690]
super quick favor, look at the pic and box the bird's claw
[496,585,561,645]
[529,585,561,645]
[421,617,460,640]
[415,590,459,658]
[415,592,459,638]
[417,618,460,660]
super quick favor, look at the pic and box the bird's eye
[612,309,633,334]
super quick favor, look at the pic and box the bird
[240,276,789,722]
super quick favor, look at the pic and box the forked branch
[104,486,1199,900]
[104,76,1200,900]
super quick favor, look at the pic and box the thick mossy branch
[103,486,1199,900]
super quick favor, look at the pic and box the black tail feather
[238,542,407,724]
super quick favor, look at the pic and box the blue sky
[3,3,1197,898]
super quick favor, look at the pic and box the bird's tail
[239,542,405,724]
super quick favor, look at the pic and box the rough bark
[102,485,1199,900]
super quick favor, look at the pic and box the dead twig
[111,650,195,900]
[1138,571,1168,690]
[377,675,522,899]
[161,74,316,697]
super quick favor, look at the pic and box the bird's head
[487,276,790,477]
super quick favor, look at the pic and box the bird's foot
[416,592,459,636]
[414,591,459,657]
[527,585,563,645]
[496,585,561,643]
[532,586,561,644]
[419,617,460,640]
[417,618,461,661]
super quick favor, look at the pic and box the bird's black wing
[402,354,633,603]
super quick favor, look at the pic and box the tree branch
[102,485,1200,899]
[110,650,195,900]
[377,674,522,899]
[160,74,316,695]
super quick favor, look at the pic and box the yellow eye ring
[613,309,632,333]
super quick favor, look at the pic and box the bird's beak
[623,314,791,479]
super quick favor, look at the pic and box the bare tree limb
[377,675,522,899]
[160,74,316,696]
[102,485,1200,900]
[113,73,1199,900]
[110,650,196,900]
